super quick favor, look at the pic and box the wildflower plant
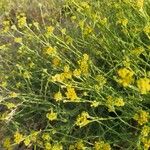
[0,0,150,149]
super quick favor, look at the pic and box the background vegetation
[0,0,150,149]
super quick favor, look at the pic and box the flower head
[75,111,90,128]
[54,91,63,101]
[137,78,150,94]
[65,86,78,101]
[133,110,149,125]
[46,111,57,121]
[94,140,111,150]
[117,68,134,87]
[14,131,24,144]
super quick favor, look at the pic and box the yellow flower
[83,53,89,61]
[42,133,51,141]
[133,110,149,125]
[54,91,63,101]
[114,97,125,107]
[2,20,10,32]
[46,112,57,121]
[75,111,90,128]
[52,74,65,82]
[23,71,32,79]
[1,81,7,88]
[137,78,150,94]
[65,86,78,101]
[144,25,150,34]
[118,68,134,79]
[17,15,27,28]
[14,131,24,144]
[3,137,12,149]
[84,25,93,35]
[106,96,125,112]
[64,65,70,72]
[46,26,54,36]
[61,28,66,34]
[94,140,111,150]
[131,47,144,56]
[5,102,16,109]
[136,0,144,9]
[29,62,35,68]
[14,37,22,44]
[91,101,100,108]
[141,137,150,150]
[30,131,39,142]
[75,140,85,150]
[117,18,128,26]
[80,2,90,9]
[24,136,31,146]
[10,92,18,98]
[117,68,134,87]
[52,57,61,67]
[73,69,81,77]
[141,125,150,137]
[63,72,72,79]
[52,143,63,150]
[45,142,52,150]
[95,75,107,89]
[106,96,115,112]
[45,46,56,56]
[80,61,89,75]
[63,65,72,79]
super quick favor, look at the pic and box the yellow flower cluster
[3,137,12,150]
[75,111,90,128]
[69,140,85,150]
[54,91,63,101]
[2,20,10,33]
[52,143,63,150]
[95,75,107,90]
[14,37,22,44]
[141,137,150,150]
[78,54,89,76]
[144,25,150,34]
[136,0,144,10]
[47,26,54,33]
[65,86,78,101]
[52,57,61,67]
[137,78,150,94]
[141,125,150,137]
[75,140,85,150]
[131,47,144,56]
[17,13,27,28]
[63,65,72,79]
[117,18,128,26]
[106,96,125,112]
[52,65,72,83]
[90,100,101,108]
[117,68,134,87]
[10,92,18,98]
[14,131,24,144]
[94,140,111,150]
[45,142,52,150]
[73,69,81,77]
[133,110,149,125]
[24,136,31,146]
[84,25,93,36]
[46,111,57,121]
[44,46,57,56]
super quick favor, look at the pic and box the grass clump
[0,0,150,149]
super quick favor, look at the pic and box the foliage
[0,0,150,149]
